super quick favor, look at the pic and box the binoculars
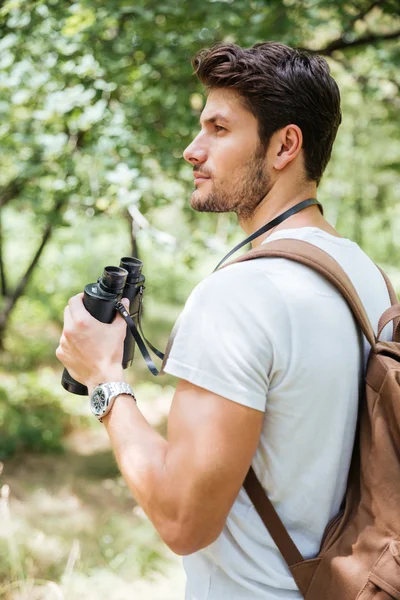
[61,257,148,395]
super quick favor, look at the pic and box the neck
[238,183,327,248]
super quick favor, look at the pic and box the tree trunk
[353,193,364,247]
[0,197,66,350]
[0,208,7,298]
[125,208,139,259]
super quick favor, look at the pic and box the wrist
[87,365,126,396]
[89,380,135,423]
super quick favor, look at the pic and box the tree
[0,0,399,346]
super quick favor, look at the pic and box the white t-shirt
[163,227,393,600]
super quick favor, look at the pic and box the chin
[190,186,233,213]
[190,191,203,210]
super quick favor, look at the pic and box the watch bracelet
[106,381,135,399]
[97,381,136,423]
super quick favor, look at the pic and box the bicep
[165,378,264,552]
[161,265,287,552]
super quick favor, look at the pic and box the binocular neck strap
[115,301,164,376]
[214,198,323,271]
[115,198,322,376]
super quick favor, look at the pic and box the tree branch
[0,177,24,209]
[0,148,43,209]
[0,196,67,348]
[0,132,86,347]
[0,208,7,297]
[345,0,386,32]
[124,208,140,259]
[329,54,400,108]
[300,29,400,56]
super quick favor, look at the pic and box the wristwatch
[90,382,136,422]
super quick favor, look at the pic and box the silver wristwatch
[90,382,135,422]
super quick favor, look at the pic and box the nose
[183,133,207,166]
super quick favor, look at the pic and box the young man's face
[183,88,272,221]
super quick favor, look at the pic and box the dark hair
[192,42,342,186]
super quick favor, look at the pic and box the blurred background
[0,1,399,598]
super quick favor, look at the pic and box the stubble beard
[190,148,271,221]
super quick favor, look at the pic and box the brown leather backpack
[225,239,400,600]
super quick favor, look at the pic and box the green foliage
[0,0,399,449]
[0,387,64,458]
[0,370,88,458]
[0,2,399,596]
[0,0,399,243]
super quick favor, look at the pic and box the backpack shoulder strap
[222,238,382,569]
[244,467,304,566]
[222,238,377,348]
[375,265,400,340]
[376,265,398,306]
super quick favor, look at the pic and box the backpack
[222,238,400,600]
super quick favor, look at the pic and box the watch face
[91,387,107,416]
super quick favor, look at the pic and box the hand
[56,293,129,391]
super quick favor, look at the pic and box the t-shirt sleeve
[163,261,289,412]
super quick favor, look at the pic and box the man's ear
[272,124,303,171]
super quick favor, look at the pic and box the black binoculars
[61,257,151,396]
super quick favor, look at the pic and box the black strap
[137,288,165,360]
[115,301,164,376]
[117,197,322,376]
[213,198,323,272]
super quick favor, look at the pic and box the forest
[0,1,399,598]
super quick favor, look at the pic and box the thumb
[115,297,130,325]
[121,297,130,310]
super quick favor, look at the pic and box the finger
[55,345,63,363]
[63,305,74,330]
[55,337,67,361]
[68,293,90,325]
[115,298,130,326]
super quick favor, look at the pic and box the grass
[0,385,185,600]
[0,257,189,598]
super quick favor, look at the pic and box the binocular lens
[99,266,128,294]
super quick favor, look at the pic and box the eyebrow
[200,113,230,126]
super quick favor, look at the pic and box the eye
[215,125,226,133]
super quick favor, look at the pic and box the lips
[193,173,210,183]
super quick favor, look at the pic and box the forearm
[57,295,208,552]
[92,384,181,549]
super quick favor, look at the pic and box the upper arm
[161,263,289,554]
[165,378,264,555]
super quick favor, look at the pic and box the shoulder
[182,259,292,343]
[165,260,286,411]
[188,259,287,309]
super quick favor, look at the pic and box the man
[56,42,392,599]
